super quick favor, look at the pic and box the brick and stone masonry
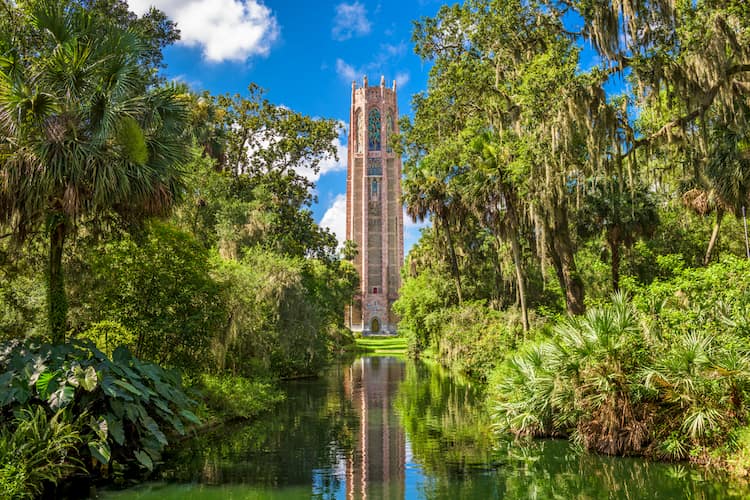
[345,76,404,334]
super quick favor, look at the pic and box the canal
[102,356,749,499]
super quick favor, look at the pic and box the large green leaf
[134,450,153,471]
[179,409,201,425]
[113,379,142,396]
[36,370,58,399]
[141,416,167,446]
[48,384,75,410]
[88,440,111,465]
[79,366,99,392]
[106,413,125,446]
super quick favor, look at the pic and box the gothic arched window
[368,108,381,151]
[386,110,394,153]
[355,109,362,153]
[370,178,379,200]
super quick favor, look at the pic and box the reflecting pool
[101,356,750,499]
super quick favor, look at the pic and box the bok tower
[346,76,403,334]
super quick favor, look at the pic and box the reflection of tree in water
[158,363,358,493]
[396,361,744,500]
[491,440,743,499]
[395,360,496,474]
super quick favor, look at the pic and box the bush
[430,302,522,380]
[489,284,750,461]
[197,374,284,421]
[77,320,135,357]
[0,340,201,476]
[0,407,82,499]
[72,222,225,372]
[212,250,336,378]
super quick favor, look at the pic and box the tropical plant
[491,294,652,455]
[71,222,224,371]
[0,0,191,342]
[0,406,82,499]
[0,340,201,473]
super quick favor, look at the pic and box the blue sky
[128,0,441,254]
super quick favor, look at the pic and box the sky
[127,0,442,255]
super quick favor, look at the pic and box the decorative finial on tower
[352,80,356,92]
[363,75,368,87]
[393,79,397,91]
[380,75,385,87]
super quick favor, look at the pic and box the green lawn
[354,336,407,356]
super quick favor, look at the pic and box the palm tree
[0,1,190,342]
[403,165,464,303]
[577,177,658,291]
[683,123,750,265]
[462,131,529,332]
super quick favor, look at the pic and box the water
[101,356,750,499]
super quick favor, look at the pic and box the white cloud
[321,194,348,248]
[128,0,279,63]
[332,2,371,41]
[383,42,406,57]
[336,58,359,82]
[395,72,410,88]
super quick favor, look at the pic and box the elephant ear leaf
[106,414,125,446]
[48,384,74,410]
[79,366,98,392]
[179,409,201,425]
[36,370,57,399]
[88,440,111,465]
[134,450,153,471]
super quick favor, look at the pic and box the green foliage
[78,320,135,357]
[393,267,455,355]
[73,222,224,371]
[491,294,649,455]
[626,255,750,341]
[0,340,200,475]
[0,0,192,342]
[0,407,82,499]
[197,374,284,421]
[0,267,46,340]
[212,250,335,378]
[430,302,523,380]
[490,262,750,460]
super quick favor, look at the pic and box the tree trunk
[510,234,529,333]
[704,209,724,266]
[48,216,68,343]
[442,215,463,304]
[543,200,585,315]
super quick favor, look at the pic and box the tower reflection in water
[342,357,406,499]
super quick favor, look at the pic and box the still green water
[101,356,750,499]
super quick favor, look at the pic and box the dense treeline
[0,0,356,496]
[396,0,750,467]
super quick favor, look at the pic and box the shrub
[0,407,82,499]
[212,250,332,378]
[490,294,651,455]
[72,222,224,372]
[77,320,135,357]
[0,340,201,475]
[197,374,284,421]
[430,302,521,380]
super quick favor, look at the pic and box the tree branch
[623,63,750,158]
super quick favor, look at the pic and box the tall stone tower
[346,76,403,334]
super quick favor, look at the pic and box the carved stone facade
[346,76,403,334]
